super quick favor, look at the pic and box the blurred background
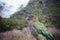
[0,0,60,40]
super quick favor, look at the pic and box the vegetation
[10,0,60,29]
[0,16,26,32]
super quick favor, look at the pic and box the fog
[0,0,29,18]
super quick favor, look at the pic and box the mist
[0,0,29,18]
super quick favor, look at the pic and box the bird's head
[26,14,38,22]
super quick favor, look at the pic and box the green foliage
[10,0,60,29]
[0,18,26,32]
[44,0,60,29]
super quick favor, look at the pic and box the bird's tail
[45,34,54,40]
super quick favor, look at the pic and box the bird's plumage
[33,21,54,40]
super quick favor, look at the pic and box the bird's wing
[33,21,54,40]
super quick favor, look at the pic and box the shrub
[0,18,26,32]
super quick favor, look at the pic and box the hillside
[11,0,60,29]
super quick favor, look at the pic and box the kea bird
[26,14,54,40]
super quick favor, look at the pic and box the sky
[0,0,29,18]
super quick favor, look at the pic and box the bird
[0,0,29,18]
[26,14,54,40]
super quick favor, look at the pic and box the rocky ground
[0,27,36,40]
[0,27,60,40]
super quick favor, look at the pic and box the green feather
[33,21,53,40]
